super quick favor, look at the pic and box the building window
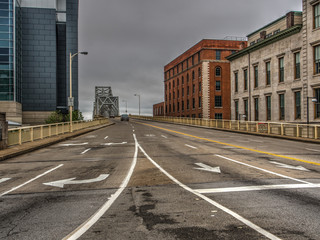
[192,84,195,94]
[216,50,221,60]
[216,81,221,91]
[266,95,271,120]
[173,103,175,112]
[187,99,190,110]
[187,73,189,82]
[182,100,184,111]
[254,65,258,88]
[169,82,171,89]
[198,52,201,62]
[279,57,284,82]
[173,80,175,88]
[315,45,320,75]
[199,96,201,108]
[177,102,180,112]
[187,86,190,96]
[294,52,300,79]
[244,99,248,120]
[199,82,201,92]
[215,113,223,119]
[266,62,271,85]
[192,98,195,109]
[169,93,171,100]
[295,91,301,119]
[182,76,184,84]
[250,41,255,46]
[215,67,221,76]
[186,59,189,69]
[314,3,320,29]
[215,96,222,107]
[177,78,179,86]
[192,55,194,65]
[244,69,248,91]
[235,100,239,120]
[177,90,179,99]
[192,71,195,80]
[181,62,184,71]
[315,88,320,118]
[169,104,171,113]
[198,67,201,78]
[235,72,238,92]
[254,98,259,121]
[182,88,184,97]
[173,91,175,99]
[279,94,285,120]
[274,29,280,34]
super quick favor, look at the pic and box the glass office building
[0,0,79,124]
[0,0,21,102]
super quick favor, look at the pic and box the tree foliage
[45,110,84,124]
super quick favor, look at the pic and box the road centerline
[137,122,320,166]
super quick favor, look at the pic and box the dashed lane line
[185,144,197,149]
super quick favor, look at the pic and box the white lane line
[215,154,313,185]
[0,164,64,197]
[60,143,88,147]
[63,134,138,240]
[161,135,167,139]
[195,183,320,194]
[306,148,320,153]
[80,148,91,155]
[137,144,280,240]
[0,178,10,184]
[104,136,109,140]
[185,144,197,149]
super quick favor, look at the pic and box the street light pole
[134,94,140,115]
[69,51,88,132]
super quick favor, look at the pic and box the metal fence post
[31,127,34,142]
[296,125,299,137]
[314,126,318,139]
[40,126,43,139]
[281,123,284,136]
[19,129,22,145]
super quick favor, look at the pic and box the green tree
[45,110,84,124]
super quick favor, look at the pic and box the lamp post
[134,94,140,115]
[122,99,128,113]
[306,96,318,125]
[69,51,88,132]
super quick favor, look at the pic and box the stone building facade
[227,0,320,123]
[164,39,246,120]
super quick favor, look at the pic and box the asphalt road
[0,118,320,240]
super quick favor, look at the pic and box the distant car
[121,114,129,121]
[109,115,115,118]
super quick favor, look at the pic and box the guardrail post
[256,123,259,133]
[40,126,43,139]
[230,121,232,129]
[222,120,224,129]
[314,126,318,139]
[31,127,34,142]
[296,125,299,137]
[238,120,240,130]
[19,129,22,145]
[246,122,249,131]
[49,125,51,137]
[281,123,284,136]
[268,123,271,134]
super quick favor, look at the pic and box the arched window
[215,67,221,76]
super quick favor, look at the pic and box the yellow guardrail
[131,116,320,141]
[8,118,109,146]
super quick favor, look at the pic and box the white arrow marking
[101,142,127,146]
[43,174,109,188]
[194,163,221,173]
[0,178,10,184]
[60,142,88,147]
[270,161,310,171]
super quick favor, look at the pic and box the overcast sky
[78,0,302,119]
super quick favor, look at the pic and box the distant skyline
[78,0,302,119]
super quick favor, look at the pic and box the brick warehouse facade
[153,102,164,116]
[164,39,246,119]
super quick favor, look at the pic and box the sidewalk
[0,122,114,161]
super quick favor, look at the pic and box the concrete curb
[0,122,115,161]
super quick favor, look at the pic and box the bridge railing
[8,118,109,146]
[131,116,320,141]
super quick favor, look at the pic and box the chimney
[286,11,295,28]
[260,31,266,40]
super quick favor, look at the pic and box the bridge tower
[93,86,119,118]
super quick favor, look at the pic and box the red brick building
[164,39,247,119]
[153,102,164,116]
